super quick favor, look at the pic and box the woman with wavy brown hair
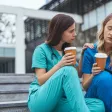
[82,13,112,112]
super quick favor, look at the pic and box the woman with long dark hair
[28,14,105,112]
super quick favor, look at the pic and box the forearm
[82,74,94,91]
[38,64,60,85]
[78,55,83,78]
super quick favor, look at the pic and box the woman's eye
[108,27,112,30]
[70,30,74,33]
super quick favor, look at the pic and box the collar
[51,47,63,60]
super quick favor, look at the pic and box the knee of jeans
[95,71,112,88]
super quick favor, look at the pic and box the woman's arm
[82,74,94,90]
[78,54,83,78]
[78,43,94,78]
[35,53,76,85]
[35,64,60,85]
[82,63,101,91]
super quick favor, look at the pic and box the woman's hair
[97,13,112,53]
[46,14,75,51]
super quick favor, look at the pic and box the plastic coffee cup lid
[64,47,76,51]
[95,53,107,58]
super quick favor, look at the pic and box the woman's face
[61,23,76,44]
[104,19,112,45]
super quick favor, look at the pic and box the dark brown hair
[46,14,75,51]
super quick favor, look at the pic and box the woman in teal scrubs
[28,14,105,112]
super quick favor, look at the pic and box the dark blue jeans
[85,71,112,112]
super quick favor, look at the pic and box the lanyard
[49,46,58,66]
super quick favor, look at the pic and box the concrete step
[0,73,34,102]
[0,100,29,112]
[0,73,34,76]
[0,75,34,84]
[0,84,29,91]
[0,74,34,111]
[0,92,28,102]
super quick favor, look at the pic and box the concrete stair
[0,73,34,112]
[0,73,85,112]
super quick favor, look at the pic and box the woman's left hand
[82,43,94,50]
[81,43,94,55]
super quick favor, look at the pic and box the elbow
[77,68,83,78]
[78,73,82,78]
[82,82,87,91]
[38,79,44,86]
[82,82,85,89]
[37,77,44,86]
[38,81,43,86]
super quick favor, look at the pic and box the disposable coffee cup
[64,47,76,64]
[95,53,107,70]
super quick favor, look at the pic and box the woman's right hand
[56,53,75,68]
[92,63,102,76]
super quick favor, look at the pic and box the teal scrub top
[31,43,63,87]
[32,43,78,72]
[29,43,78,94]
[32,43,63,72]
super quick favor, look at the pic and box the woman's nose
[73,32,77,37]
[109,31,112,36]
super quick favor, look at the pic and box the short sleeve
[82,49,93,74]
[32,47,47,69]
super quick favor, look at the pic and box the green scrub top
[32,43,63,72]
[29,43,78,93]
[32,43,78,71]
[30,43,63,89]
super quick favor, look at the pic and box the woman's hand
[92,63,102,76]
[83,43,94,50]
[81,43,94,55]
[56,53,75,68]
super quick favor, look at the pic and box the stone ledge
[0,100,27,108]
[0,90,28,94]
[0,73,34,76]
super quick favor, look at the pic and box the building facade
[0,0,112,73]
[25,0,112,73]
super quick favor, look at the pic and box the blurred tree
[0,13,16,44]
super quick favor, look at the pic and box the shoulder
[38,43,50,51]
[84,43,97,56]
[34,43,49,52]
[32,43,46,57]
[33,43,52,58]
